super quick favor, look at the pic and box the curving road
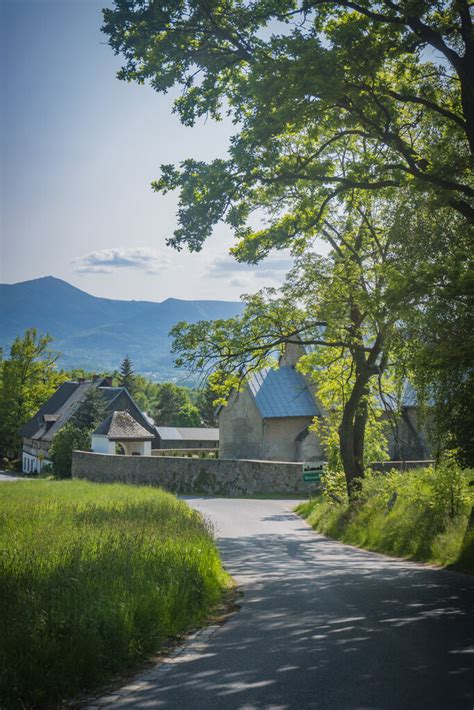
[89,498,474,709]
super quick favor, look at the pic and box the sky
[0,0,294,302]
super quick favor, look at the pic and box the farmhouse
[20,376,154,473]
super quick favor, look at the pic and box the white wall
[22,453,51,474]
[121,440,151,456]
[91,435,115,455]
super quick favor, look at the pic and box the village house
[218,342,325,462]
[218,341,431,463]
[91,410,155,456]
[20,376,155,473]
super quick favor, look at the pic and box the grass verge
[297,465,473,573]
[0,480,229,709]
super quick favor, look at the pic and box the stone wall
[72,451,317,496]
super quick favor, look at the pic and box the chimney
[104,376,113,387]
[92,374,100,383]
[78,377,85,384]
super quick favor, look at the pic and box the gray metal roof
[248,367,320,419]
[401,381,418,407]
[93,411,154,440]
[155,427,219,442]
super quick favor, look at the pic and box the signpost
[302,461,326,483]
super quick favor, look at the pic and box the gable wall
[263,416,322,462]
[219,387,264,460]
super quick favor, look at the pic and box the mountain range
[0,277,244,380]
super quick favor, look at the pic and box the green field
[0,481,229,709]
[297,464,474,572]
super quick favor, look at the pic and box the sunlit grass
[0,480,228,709]
[297,467,473,571]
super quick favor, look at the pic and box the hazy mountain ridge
[0,277,244,378]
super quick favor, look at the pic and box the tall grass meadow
[0,480,228,708]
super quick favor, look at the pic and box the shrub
[49,424,91,478]
[298,462,473,570]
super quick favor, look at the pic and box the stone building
[388,383,433,461]
[218,343,325,462]
[218,340,431,463]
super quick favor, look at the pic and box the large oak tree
[103,0,473,232]
[103,1,473,491]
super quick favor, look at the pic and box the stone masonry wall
[72,451,317,496]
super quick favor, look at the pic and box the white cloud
[72,247,171,275]
[207,253,294,281]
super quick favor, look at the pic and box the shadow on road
[113,522,474,709]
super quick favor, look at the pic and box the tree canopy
[103,1,474,493]
[104,0,473,241]
[0,329,65,461]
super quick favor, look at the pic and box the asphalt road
[0,472,27,481]
[91,498,474,710]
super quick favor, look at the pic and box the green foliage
[429,451,472,519]
[103,1,473,230]
[0,480,228,708]
[298,462,474,569]
[152,382,192,426]
[49,425,91,479]
[175,402,201,427]
[0,329,65,459]
[103,0,473,480]
[388,200,474,466]
[320,468,348,505]
[196,381,219,427]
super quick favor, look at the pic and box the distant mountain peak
[0,277,244,378]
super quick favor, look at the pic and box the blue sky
[1,0,293,301]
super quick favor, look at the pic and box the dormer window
[43,414,58,432]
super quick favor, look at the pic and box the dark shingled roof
[20,380,155,443]
[20,382,80,437]
[248,367,320,419]
[93,411,155,440]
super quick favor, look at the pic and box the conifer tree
[119,355,136,396]
[71,386,107,432]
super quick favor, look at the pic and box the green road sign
[303,472,321,483]
[302,461,327,483]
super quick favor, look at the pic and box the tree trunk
[339,371,369,500]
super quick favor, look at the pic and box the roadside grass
[297,464,473,572]
[0,480,229,709]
